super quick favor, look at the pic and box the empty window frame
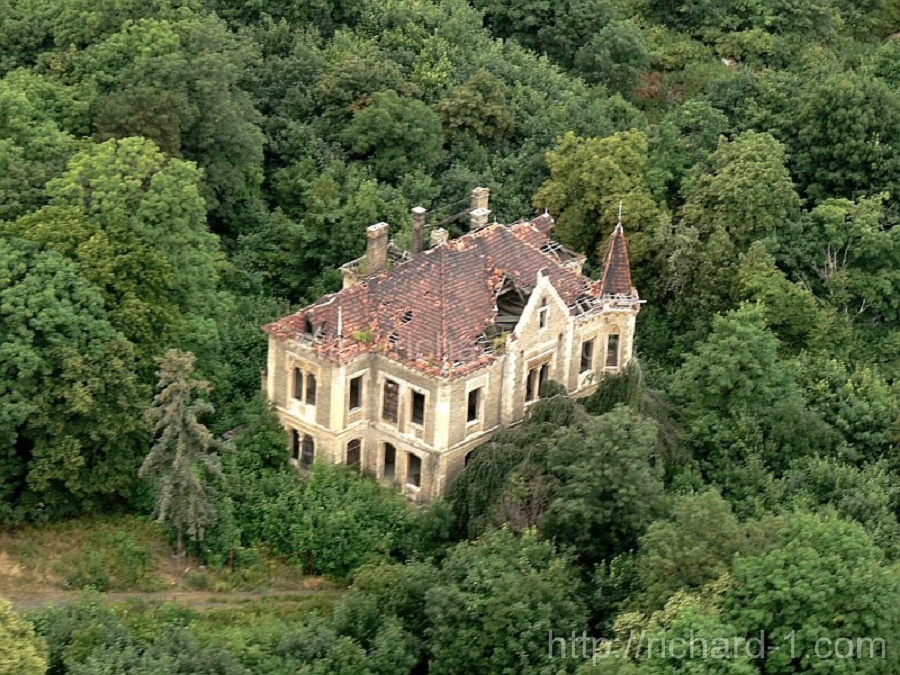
[526,366,538,402]
[305,373,317,406]
[346,439,361,466]
[300,435,315,468]
[411,390,425,425]
[407,453,422,487]
[538,298,549,329]
[292,368,303,400]
[349,376,362,411]
[383,443,396,480]
[467,388,481,422]
[606,334,620,368]
[580,338,595,373]
[290,429,300,459]
[539,363,550,392]
[382,380,399,423]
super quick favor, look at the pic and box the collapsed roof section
[263,215,639,379]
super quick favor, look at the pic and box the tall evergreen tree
[141,350,227,557]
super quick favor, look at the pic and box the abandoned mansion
[263,188,641,500]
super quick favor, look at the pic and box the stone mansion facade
[262,188,641,500]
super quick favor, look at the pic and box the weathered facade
[263,189,641,500]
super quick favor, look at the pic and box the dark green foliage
[0,238,147,522]
[540,407,666,566]
[583,362,644,415]
[342,90,444,183]
[723,512,900,674]
[141,350,230,557]
[5,0,900,670]
[426,528,588,675]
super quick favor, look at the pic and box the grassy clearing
[0,514,336,598]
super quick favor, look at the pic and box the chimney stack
[366,222,389,275]
[470,186,491,230]
[430,227,448,247]
[411,206,427,256]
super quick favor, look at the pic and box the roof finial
[618,200,623,226]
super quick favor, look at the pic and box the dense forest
[2,0,900,672]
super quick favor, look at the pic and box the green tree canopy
[141,349,228,556]
[723,511,900,674]
[426,527,588,675]
[342,90,445,182]
[0,238,146,522]
[0,597,48,674]
[534,129,660,270]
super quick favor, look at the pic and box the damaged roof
[263,215,638,379]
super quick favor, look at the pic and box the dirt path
[7,588,346,611]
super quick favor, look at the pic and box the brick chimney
[366,222,389,275]
[411,206,426,256]
[430,227,449,247]
[470,186,490,230]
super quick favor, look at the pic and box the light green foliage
[580,593,758,674]
[0,76,78,221]
[680,131,800,247]
[736,242,819,346]
[723,511,900,674]
[0,598,47,675]
[780,456,900,556]
[141,350,229,556]
[426,528,588,675]
[44,137,223,367]
[534,129,660,265]
[636,490,746,610]
[786,196,900,326]
[0,238,146,521]
[342,90,444,182]
[795,357,900,464]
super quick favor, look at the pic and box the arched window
[346,439,361,466]
[301,435,315,467]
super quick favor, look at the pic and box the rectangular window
[290,429,300,459]
[606,334,620,368]
[305,373,317,406]
[349,376,362,411]
[411,390,425,425]
[538,298,548,329]
[382,380,399,423]
[383,443,396,481]
[407,453,422,487]
[580,339,595,373]
[525,367,538,402]
[292,368,303,400]
[467,388,481,423]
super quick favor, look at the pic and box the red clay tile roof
[599,222,633,297]
[264,216,636,378]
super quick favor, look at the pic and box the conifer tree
[141,350,227,557]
